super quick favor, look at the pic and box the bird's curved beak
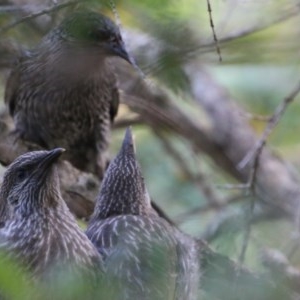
[29,148,65,186]
[44,148,66,163]
[40,148,65,167]
[106,42,132,65]
[121,127,136,154]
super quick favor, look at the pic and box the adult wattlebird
[5,10,132,178]
[86,128,200,300]
[4,9,172,224]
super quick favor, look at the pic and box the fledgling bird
[86,128,200,300]
[5,11,132,178]
[0,148,102,282]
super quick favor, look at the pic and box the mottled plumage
[86,128,200,300]
[0,149,102,281]
[5,11,131,178]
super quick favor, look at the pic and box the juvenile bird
[0,149,102,282]
[86,128,200,300]
[5,11,132,178]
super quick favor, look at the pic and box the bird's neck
[92,194,151,220]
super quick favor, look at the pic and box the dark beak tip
[125,126,133,140]
[122,127,135,152]
[47,148,66,162]
[118,51,132,65]
[111,44,132,65]
[52,148,66,155]
[37,148,65,174]
[122,52,132,65]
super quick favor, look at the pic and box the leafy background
[1,0,300,298]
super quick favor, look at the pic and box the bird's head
[93,127,151,219]
[55,11,132,64]
[0,148,64,221]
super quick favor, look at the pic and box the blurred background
[1,0,300,299]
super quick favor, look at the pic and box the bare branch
[199,239,292,299]
[108,0,121,28]
[183,63,300,219]
[174,194,244,224]
[241,111,271,122]
[153,128,222,207]
[0,4,46,13]
[113,116,144,129]
[206,0,222,62]
[215,183,250,190]
[201,205,288,242]
[0,0,81,35]
[236,79,298,265]
[239,81,300,169]
[197,3,300,53]
[238,133,264,264]
[262,248,300,294]
[286,206,300,260]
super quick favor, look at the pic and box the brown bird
[0,148,102,283]
[5,11,131,178]
[86,128,200,300]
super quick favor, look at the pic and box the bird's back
[86,128,200,299]
[5,45,118,174]
[87,214,181,300]
[4,10,129,176]
[5,47,113,141]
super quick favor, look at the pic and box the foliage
[1,0,300,299]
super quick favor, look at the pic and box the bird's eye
[110,35,122,46]
[110,37,118,44]
[16,169,27,181]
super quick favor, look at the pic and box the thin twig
[206,0,222,62]
[107,1,145,79]
[175,194,245,224]
[286,203,300,260]
[0,5,46,13]
[237,82,300,264]
[199,4,300,52]
[0,0,82,35]
[144,6,300,85]
[286,235,300,260]
[238,144,262,264]
[238,81,300,169]
[108,0,121,28]
[241,111,271,122]
[113,116,144,129]
[178,3,300,62]
[154,129,222,206]
[215,183,250,190]
[261,248,300,293]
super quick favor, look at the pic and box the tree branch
[153,128,223,207]
[198,240,292,300]
[0,0,81,35]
